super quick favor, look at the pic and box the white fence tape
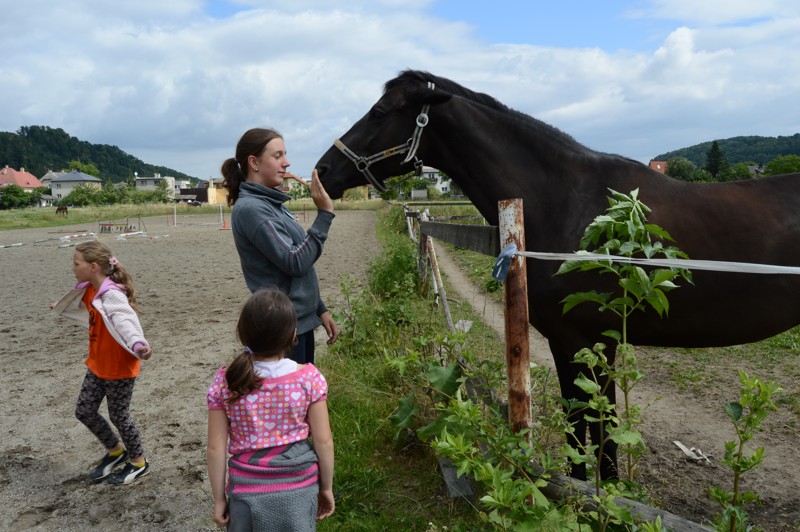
[517,250,800,275]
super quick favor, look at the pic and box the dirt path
[432,242,799,531]
[0,210,377,531]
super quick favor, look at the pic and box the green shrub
[367,232,419,299]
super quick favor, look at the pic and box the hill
[653,133,800,167]
[0,125,197,183]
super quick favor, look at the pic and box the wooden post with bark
[498,198,531,439]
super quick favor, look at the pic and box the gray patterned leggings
[75,369,143,458]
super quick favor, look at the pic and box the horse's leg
[550,339,589,480]
[588,365,619,481]
[551,338,620,481]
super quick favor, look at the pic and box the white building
[135,173,176,199]
[40,170,66,189]
[49,170,102,200]
[174,178,192,192]
[420,166,450,195]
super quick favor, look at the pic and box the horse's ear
[407,86,451,106]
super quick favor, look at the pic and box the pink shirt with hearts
[207,363,328,454]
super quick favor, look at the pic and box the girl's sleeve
[103,291,148,348]
[309,366,328,403]
[207,368,227,410]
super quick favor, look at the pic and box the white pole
[173,203,177,227]
[218,203,223,225]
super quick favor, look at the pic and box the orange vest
[83,285,140,379]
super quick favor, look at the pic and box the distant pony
[56,206,68,215]
[314,69,800,480]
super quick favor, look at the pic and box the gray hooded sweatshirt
[231,182,334,334]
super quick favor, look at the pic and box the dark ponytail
[224,350,260,404]
[220,158,244,206]
[221,128,283,206]
[224,288,297,403]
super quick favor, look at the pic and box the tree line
[654,133,800,168]
[0,125,196,183]
[663,140,800,182]
[0,178,171,210]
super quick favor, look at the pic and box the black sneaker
[107,460,149,485]
[88,450,129,481]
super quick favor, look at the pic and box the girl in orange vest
[52,241,152,485]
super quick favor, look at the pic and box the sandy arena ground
[0,210,378,531]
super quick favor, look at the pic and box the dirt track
[0,210,377,531]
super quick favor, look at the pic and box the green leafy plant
[558,188,692,343]
[430,385,578,529]
[335,201,683,529]
[708,371,782,532]
[557,188,692,482]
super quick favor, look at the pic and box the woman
[221,128,338,364]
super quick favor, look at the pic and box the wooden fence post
[417,209,431,295]
[499,199,531,439]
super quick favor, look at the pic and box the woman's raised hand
[309,169,334,213]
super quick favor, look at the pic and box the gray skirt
[226,439,320,532]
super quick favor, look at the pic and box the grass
[403,202,505,303]
[286,197,385,213]
[316,341,482,530]
[0,199,385,231]
[0,203,221,231]
[314,204,501,530]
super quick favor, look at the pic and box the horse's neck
[424,99,587,224]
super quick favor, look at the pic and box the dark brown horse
[56,205,68,215]
[314,70,800,479]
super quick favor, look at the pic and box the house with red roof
[0,166,43,191]
[278,172,309,194]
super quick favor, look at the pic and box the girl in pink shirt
[207,288,334,530]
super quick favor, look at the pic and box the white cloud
[629,0,800,25]
[1,1,798,179]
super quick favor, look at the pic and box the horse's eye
[370,106,387,119]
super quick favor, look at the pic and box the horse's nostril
[316,164,329,177]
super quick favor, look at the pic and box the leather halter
[333,82,434,192]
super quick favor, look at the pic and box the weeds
[709,371,782,532]
[328,199,790,530]
[557,188,691,483]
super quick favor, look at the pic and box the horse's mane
[386,70,515,116]
[387,70,586,149]
[387,70,644,167]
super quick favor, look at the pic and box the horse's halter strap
[333,82,434,192]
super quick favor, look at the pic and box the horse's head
[315,71,451,199]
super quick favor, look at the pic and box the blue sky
[1,0,798,179]
[204,1,670,50]
[430,1,666,50]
